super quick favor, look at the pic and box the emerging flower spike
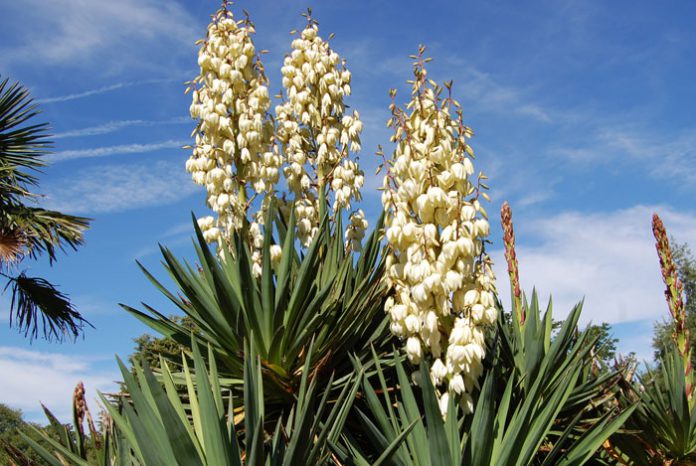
[501,201,524,325]
[275,15,366,247]
[186,4,279,257]
[381,46,496,416]
[652,213,692,399]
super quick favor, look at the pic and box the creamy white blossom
[275,20,366,248]
[381,49,497,415]
[187,5,280,267]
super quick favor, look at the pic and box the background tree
[586,322,619,363]
[653,239,696,364]
[0,76,91,341]
[551,320,619,364]
[128,315,196,369]
[0,403,61,465]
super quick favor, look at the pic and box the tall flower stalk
[186,3,278,258]
[652,212,692,400]
[275,11,366,248]
[187,5,367,264]
[381,46,496,415]
[501,201,524,326]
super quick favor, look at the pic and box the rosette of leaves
[497,293,629,459]
[607,346,696,465]
[123,204,392,424]
[338,298,634,465]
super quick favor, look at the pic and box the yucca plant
[604,214,696,465]
[19,339,370,465]
[119,1,394,426]
[339,339,633,466]
[498,203,629,461]
[124,205,391,421]
[11,381,122,465]
[608,348,696,465]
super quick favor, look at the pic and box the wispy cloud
[1,0,200,73]
[599,128,696,183]
[492,205,696,329]
[131,221,197,259]
[37,77,188,104]
[43,159,198,214]
[48,139,187,163]
[447,65,552,123]
[551,125,696,186]
[348,43,553,125]
[53,117,190,139]
[0,346,117,423]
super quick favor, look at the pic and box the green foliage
[609,345,696,464]
[12,402,106,465]
[340,298,633,466]
[0,403,85,466]
[23,340,372,466]
[585,322,619,364]
[0,403,53,465]
[0,76,91,341]
[129,316,197,370]
[123,207,393,421]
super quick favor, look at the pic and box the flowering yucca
[187,5,367,263]
[381,47,496,415]
[186,5,277,254]
[275,16,365,247]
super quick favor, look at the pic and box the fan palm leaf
[0,75,91,341]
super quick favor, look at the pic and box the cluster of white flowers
[275,21,366,247]
[186,6,280,254]
[345,209,368,252]
[382,52,496,416]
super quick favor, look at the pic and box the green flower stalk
[652,212,692,400]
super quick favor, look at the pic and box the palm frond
[0,205,90,263]
[6,273,92,341]
[0,227,23,264]
[0,76,51,198]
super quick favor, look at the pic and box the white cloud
[342,39,552,124]
[48,139,188,163]
[53,117,190,139]
[0,346,118,423]
[37,81,137,104]
[453,67,551,123]
[1,0,199,73]
[37,78,187,105]
[36,79,173,105]
[491,205,696,326]
[43,159,199,214]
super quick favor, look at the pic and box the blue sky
[1,0,695,422]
